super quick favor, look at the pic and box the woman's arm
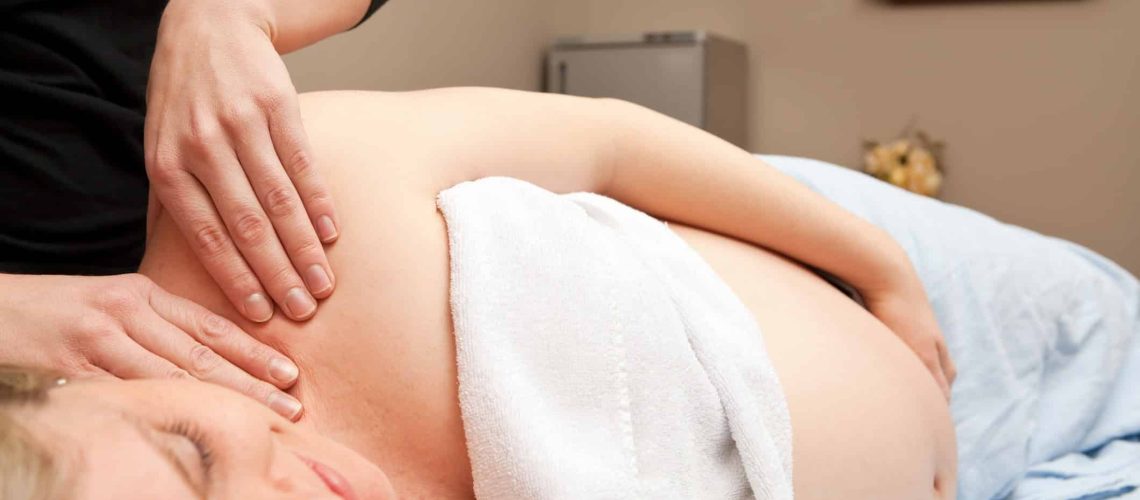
[423,89,909,297]
[407,88,953,395]
[605,100,913,299]
[603,99,956,396]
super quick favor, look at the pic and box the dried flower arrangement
[862,124,946,198]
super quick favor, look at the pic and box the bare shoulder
[296,88,616,198]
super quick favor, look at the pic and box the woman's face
[29,378,394,499]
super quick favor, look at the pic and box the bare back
[140,90,955,499]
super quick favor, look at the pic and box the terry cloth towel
[437,177,793,499]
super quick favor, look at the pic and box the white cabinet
[546,31,749,148]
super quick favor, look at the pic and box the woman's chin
[347,463,397,500]
[320,441,398,500]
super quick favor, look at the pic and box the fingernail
[269,357,299,384]
[244,293,274,323]
[284,287,316,319]
[316,215,338,243]
[303,265,333,296]
[268,391,303,421]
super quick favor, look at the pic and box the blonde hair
[0,366,69,500]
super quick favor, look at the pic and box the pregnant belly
[671,223,957,499]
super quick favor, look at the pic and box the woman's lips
[296,453,359,500]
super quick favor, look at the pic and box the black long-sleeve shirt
[0,0,386,275]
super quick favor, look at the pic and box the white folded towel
[437,178,793,499]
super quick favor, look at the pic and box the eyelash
[167,419,216,473]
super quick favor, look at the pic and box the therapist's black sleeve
[353,0,389,28]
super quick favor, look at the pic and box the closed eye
[167,419,216,474]
[124,414,211,498]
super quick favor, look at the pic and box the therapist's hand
[0,273,304,420]
[145,0,338,323]
[865,282,957,401]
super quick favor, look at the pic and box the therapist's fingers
[234,123,335,300]
[88,331,188,382]
[73,363,115,381]
[935,361,951,402]
[911,336,950,401]
[938,340,957,387]
[194,145,317,322]
[123,307,302,421]
[147,284,299,390]
[148,162,275,323]
[268,93,340,244]
[927,345,951,402]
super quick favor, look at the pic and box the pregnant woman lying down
[0,88,957,499]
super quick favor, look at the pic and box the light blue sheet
[759,155,1140,500]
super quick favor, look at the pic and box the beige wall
[285,0,1140,274]
[284,0,547,91]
